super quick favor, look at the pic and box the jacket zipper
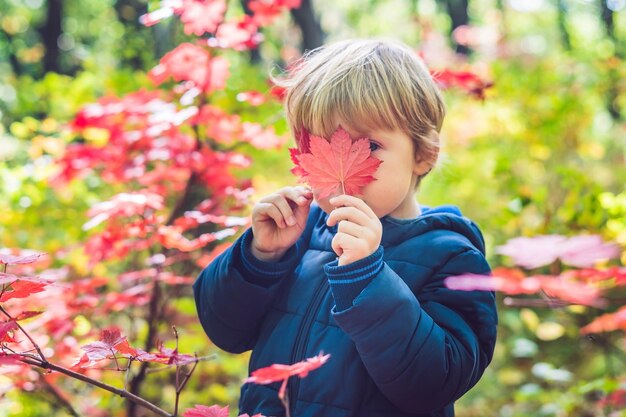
[287,276,328,415]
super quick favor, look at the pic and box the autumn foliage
[3,0,624,415]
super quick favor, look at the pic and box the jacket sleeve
[329,246,497,414]
[193,228,303,354]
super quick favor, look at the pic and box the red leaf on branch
[444,269,603,307]
[14,311,43,321]
[290,127,381,199]
[430,69,492,100]
[580,306,626,334]
[0,321,18,343]
[183,405,229,417]
[0,277,52,302]
[77,328,138,367]
[245,352,330,385]
[149,343,197,366]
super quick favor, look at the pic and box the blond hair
[274,38,445,170]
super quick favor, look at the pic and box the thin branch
[278,379,291,417]
[174,355,199,417]
[0,305,47,362]
[502,297,571,309]
[127,276,162,416]
[20,357,173,417]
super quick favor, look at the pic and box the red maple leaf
[0,277,52,302]
[245,353,330,398]
[290,127,381,199]
[183,405,229,417]
[77,328,139,367]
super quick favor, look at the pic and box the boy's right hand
[250,186,313,262]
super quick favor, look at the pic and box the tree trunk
[240,0,325,62]
[0,29,22,76]
[599,0,622,120]
[556,0,571,51]
[39,0,63,74]
[443,0,470,55]
[290,0,325,53]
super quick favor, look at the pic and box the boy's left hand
[326,195,382,266]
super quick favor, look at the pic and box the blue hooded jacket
[193,203,497,417]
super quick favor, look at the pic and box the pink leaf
[495,235,566,269]
[0,252,46,265]
[558,235,621,268]
[183,405,229,417]
[495,234,620,269]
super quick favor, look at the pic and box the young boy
[193,39,497,417]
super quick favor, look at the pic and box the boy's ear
[412,130,439,176]
[413,158,434,177]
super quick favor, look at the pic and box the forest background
[0,0,625,416]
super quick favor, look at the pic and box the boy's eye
[369,141,380,152]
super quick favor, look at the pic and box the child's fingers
[337,219,365,238]
[264,194,297,227]
[326,206,370,227]
[279,186,313,207]
[331,232,366,265]
[328,194,376,219]
[254,202,288,228]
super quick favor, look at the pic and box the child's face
[314,126,431,219]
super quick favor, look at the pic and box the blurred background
[0,0,625,416]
